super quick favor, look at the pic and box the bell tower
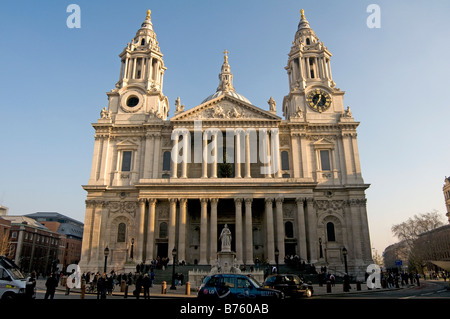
[105,10,169,124]
[283,9,345,122]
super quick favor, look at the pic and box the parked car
[262,274,313,298]
[198,274,284,300]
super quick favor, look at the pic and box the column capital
[275,196,284,204]
[295,197,305,203]
[234,198,243,204]
[169,198,178,204]
[200,198,209,204]
[244,198,253,204]
[305,197,315,205]
[179,198,188,205]
[148,198,157,206]
[265,197,274,204]
[138,198,147,204]
[210,198,219,204]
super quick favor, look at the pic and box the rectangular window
[320,150,331,171]
[121,151,132,171]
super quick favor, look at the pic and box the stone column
[168,198,177,265]
[178,198,187,263]
[245,132,251,178]
[244,198,254,265]
[90,201,104,267]
[265,198,276,264]
[143,134,154,179]
[181,131,189,178]
[200,198,209,264]
[272,130,282,178]
[290,134,300,178]
[359,199,372,262]
[211,133,218,178]
[171,136,178,178]
[202,132,208,178]
[146,199,157,263]
[210,198,218,263]
[349,199,363,262]
[306,198,318,263]
[235,130,242,178]
[137,199,147,263]
[234,198,244,264]
[275,197,285,263]
[80,200,95,266]
[295,198,308,262]
[152,134,161,178]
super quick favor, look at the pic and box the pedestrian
[44,272,58,299]
[143,274,151,299]
[343,273,350,292]
[150,269,155,287]
[135,274,143,299]
[329,274,335,287]
[97,273,107,299]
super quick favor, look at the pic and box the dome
[201,50,251,105]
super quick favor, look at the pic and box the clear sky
[0,0,449,256]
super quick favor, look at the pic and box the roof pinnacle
[146,9,151,20]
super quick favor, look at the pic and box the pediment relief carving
[171,96,279,121]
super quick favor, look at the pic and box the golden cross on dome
[146,9,151,20]
[223,49,229,63]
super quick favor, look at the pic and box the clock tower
[283,9,345,123]
[105,10,169,124]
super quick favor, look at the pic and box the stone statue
[219,224,232,252]
[267,97,276,112]
[100,107,111,119]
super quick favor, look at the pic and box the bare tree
[391,210,445,273]
[391,210,445,247]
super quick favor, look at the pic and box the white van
[0,256,27,299]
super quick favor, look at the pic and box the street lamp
[274,248,279,274]
[342,247,348,274]
[170,247,177,290]
[104,247,109,273]
[130,238,134,260]
[319,238,323,259]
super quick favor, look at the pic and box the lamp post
[319,238,323,259]
[104,247,109,273]
[342,247,348,274]
[130,238,134,260]
[274,248,279,274]
[170,247,177,290]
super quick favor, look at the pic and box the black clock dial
[306,89,331,112]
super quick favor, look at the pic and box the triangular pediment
[171,94,280,121]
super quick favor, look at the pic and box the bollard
[124,284,128,298]
[357,281,361,291]
[81,279,86,299]
[185,282,191,296]
[162,281,167,294]
[326,280,331,293]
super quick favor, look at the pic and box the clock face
[306,89,332,112]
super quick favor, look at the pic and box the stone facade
[79,10,373,279]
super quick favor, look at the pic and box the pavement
[34,278,445,299]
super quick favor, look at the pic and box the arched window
[163,151,171,171]
[326,222,336,242]
[141,38,145,45]
[117,223,126,242]
[159,222,168,238]
[285,221,294,238]
[306,38,311,45]
[281,151,289,170]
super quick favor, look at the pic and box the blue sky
[0,0,449,256]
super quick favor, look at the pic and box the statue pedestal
[216,251,237,273]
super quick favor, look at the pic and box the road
[313,280,450,299]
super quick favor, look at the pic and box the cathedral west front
[79,9,373,278]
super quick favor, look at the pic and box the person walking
[143,274,151,299]
[135,274,143,299]
[44,273,58,299]
[97,273,107,299]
